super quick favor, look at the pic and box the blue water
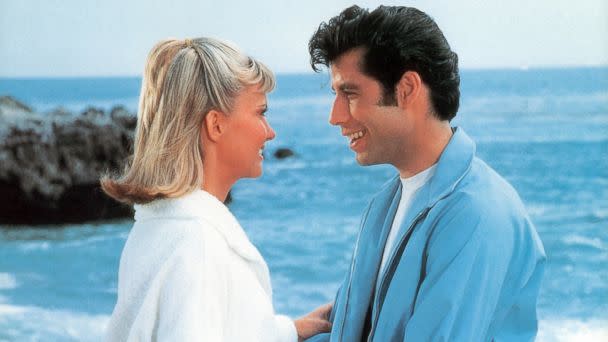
[1,68,607,341]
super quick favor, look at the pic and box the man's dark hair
[309,5,460,121]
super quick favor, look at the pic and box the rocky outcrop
[273,147,295,159]
[0,96,135,224]
[0,96,296,225]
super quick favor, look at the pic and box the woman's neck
[201,156,235,203]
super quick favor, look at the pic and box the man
[306,5,546,341]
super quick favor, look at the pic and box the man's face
[329,48,406,167]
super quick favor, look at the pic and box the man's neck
[396,121,453,178]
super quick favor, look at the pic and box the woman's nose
[266,122,276,141]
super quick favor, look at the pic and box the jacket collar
[134,189,264,263]
[384,126,476,252]
[419,126,476,207]
[374,126,475,214]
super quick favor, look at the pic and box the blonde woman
[102,37,331,341]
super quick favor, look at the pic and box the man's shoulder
[460,156,526,211]
[432,156,530,233]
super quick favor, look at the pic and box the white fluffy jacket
[105,190,297,342]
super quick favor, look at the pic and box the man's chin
[355,153,376,166]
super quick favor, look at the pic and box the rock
[0,97,136,225]
[224,190,232,205]
[273,147,295,159]
[0,96,33,118]
[110,105,137,130]
[47,106,73,119]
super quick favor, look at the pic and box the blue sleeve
[304,333,331,342]
[403,196,544,341]
[302,281,343,342]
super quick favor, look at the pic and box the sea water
[0,68,607,341]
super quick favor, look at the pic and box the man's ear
[202,110,226,143]
[396,71,422,108]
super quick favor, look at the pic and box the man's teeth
[259,149,264,155]
[348,131,364,141]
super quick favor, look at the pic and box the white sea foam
[60,234,117,248]
[0,304,108,341]
[0,305,604,342]
[592,208,608,220]
[0,273,18,290]
[538,318,608,342]
[563,234,606,251]
[17,241,51,252]
[526,204,549,217]
[0,304,25,315]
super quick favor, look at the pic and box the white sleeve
[272,314,298,342]
[155,249,228,341]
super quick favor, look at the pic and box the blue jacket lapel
[368,127,477,333]
[341,177,401,341]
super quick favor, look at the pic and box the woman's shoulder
[128,216,230,260]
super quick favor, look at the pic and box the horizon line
[1,64,607,80]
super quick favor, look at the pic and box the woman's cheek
[258,119,268,137]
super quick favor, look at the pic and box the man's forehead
[329,67,369,91]
[330,49,364,71]
[330,48,367,82]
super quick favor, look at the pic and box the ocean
[0,68,607,341]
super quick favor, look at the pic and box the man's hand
[294,302,333,341]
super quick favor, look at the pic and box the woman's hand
[294,302,333,341]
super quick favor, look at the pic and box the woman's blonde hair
[100,37,275,204]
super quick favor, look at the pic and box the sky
[1,0,607,77]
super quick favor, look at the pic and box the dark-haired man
[306,5,545,341]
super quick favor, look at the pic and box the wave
[0,304,605,341]
[0,304,108,342]
[0,273,18,290]
[17,241,51,252]
[538,318,608,342]
[525,204,608,225]
[562,234,606,251]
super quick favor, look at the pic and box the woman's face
[218,84,276,179]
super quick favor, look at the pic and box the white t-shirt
[378,164,437,281]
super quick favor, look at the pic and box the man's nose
[329,97,349,126]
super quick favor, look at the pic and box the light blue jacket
[307,128,546,342]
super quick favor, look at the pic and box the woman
[102,37,331,341]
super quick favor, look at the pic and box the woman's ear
[202,110,226,143]
[396,71,422,108]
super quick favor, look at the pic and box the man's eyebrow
[331,82,360,92]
